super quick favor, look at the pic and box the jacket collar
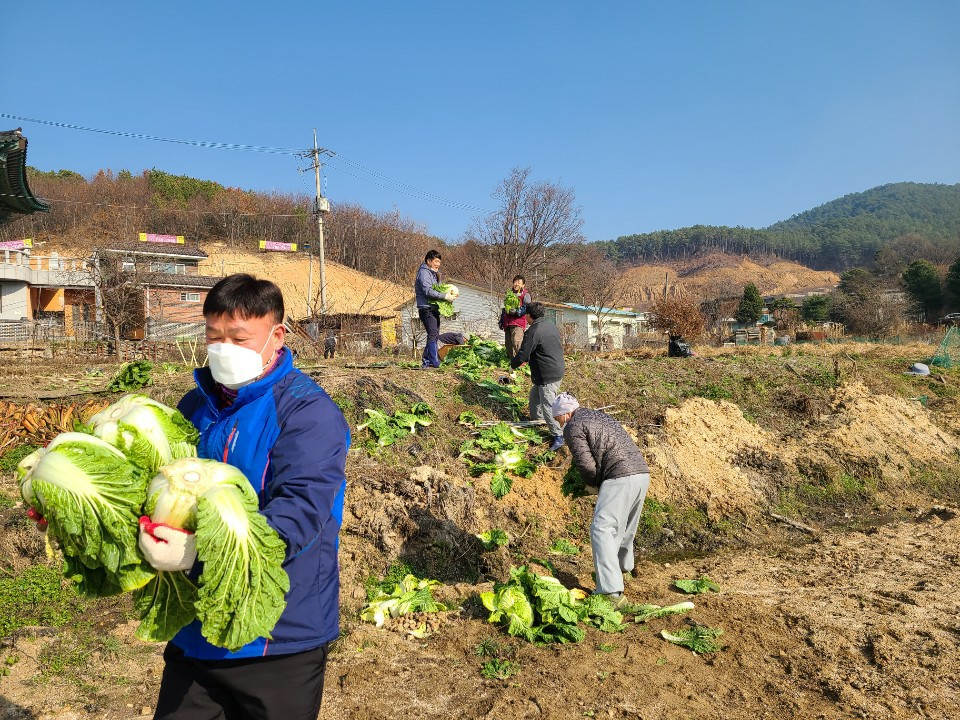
[194,346,294,414]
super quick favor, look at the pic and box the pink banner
[139,232,184,244]
[259,240,298,252]
[0,239,31,250]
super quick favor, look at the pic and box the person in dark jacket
[552,392,649,607]
[414,249,458,369]
[139,274,350,719]
[510,302,565,451]
[499,274,532,360]
[324,330,337,359]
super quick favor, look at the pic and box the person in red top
[499,274,532,360]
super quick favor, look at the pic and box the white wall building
[397,278,504,349]
[555,304,648,350]
[397,278,648,351]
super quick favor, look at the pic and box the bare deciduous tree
[89,251,147,354]
[464,167,584,288]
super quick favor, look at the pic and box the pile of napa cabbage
[16,394,288,651]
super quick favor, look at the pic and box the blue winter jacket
[414,263,447,309]
[172,347,349,659]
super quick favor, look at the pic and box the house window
[121,258,136,272]
[150,261,186,275]
[180,292,201,302]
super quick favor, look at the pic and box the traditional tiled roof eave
[99,241,208,259]
[137,272,223,289]
[0,129,50,220]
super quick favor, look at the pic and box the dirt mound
[645,398,775,519]
[641,381,959,521]
[794,382,960,483]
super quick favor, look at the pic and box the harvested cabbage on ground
[356,403,434,448]
[480,566,626,644]
[359,574,448,628]
[661,624,724,654]
[459,422,544,499]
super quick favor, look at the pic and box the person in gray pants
[510,302,566,451]
[552,392,650,607]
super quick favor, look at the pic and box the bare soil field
[1,340,958,720]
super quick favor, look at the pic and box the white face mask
[206,327,278,390]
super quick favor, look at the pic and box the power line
[4,112,491,215]
[0,113,304,155]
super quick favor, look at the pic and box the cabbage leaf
[82,394,199,474]
[17,432,154,597]
[139,458,290,651]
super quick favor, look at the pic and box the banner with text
[259,240,298,252]
[0,239,32,250]
[139,233,185,245]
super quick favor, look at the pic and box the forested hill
[602,182,960,271]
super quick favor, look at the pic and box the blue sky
[6,1,959,242]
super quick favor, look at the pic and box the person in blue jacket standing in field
[414,249,458,369]
[137,274,350,720]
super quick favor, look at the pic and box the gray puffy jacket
[563,407,648,485]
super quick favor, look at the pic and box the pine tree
[735,283,764,324]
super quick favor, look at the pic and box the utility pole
[302,132,334,318]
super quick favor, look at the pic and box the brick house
[96,237,222,340]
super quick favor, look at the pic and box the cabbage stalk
[136,457,290,651]
[17,432,154,597]
[83,394,199,474]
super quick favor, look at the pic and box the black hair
[513,274,525,283]
[527,301,545,320]
[425,249,442,262]
[204,273,285,324]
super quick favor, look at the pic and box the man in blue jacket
[414,249,457,368]
[138,274,350,719]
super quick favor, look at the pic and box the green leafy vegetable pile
[17,394,290,651]
[560,463,589,498]
[477,529,510,551]
[459,422,542,499]
[476,377,527,418]
[673,575,721,594]
[661,624,725,654]
[430,283,458,318]
[480,566,626,644]
[549,538,580,555]
[442,335,512,383]
[622,601,695,623]
[107,360,154,392]
[356,402,434,447]
[359,573,448,628]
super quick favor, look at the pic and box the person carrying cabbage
[551,392,650,609]
[498,274,532,360]
[413,249,458,369]
[144,274,349,718]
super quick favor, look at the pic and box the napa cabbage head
[17,432,154,597]
[83,394,199,474]
[138,457,290,651]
